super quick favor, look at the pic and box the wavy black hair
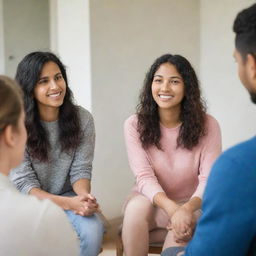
[137,54,206,150]
[233,3,256,60]
[15,51,81,161]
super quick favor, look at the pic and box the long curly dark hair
[15,51,82,161]
[137,54,206,150]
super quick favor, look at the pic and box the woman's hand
[83,194,100,215]
[66,194,99,216]
[169,206,196,243]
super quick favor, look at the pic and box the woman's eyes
[38,75,62,84]
[153,79,180,84]
[38,79,48,84]
[171,80,180,84]
[55,74,63,80]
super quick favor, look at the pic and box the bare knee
[124,194,154,223]
[122,195,154,255]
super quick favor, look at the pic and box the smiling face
[151,62,185,113]
[34,61,66,116]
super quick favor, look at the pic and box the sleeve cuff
[70,173,91,185]
[142,187,165,203]
[22,184,41,195]
[191,187,204,199]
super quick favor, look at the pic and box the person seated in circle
[122,54,222,256]
[10,51,104,256]
[162,3,256,256]
[0,75,78,255]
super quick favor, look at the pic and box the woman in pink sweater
[122,54,222,256]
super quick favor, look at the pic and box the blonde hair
[0,75,23,134]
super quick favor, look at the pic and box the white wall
[200,0,256,149]
[3,0,49,77]
[3,0,252,221]
[50,0,91,110]
[0,0,4,74]
[90,0,200,219]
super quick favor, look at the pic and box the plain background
[0,0,255,220]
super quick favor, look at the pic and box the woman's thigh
[123,193,156,227]
[123,193,169,231]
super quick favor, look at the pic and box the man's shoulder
[206,136,256,190]
[219,136,256,167]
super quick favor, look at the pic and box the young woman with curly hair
[122,54,222,256]
[10,52,104,256]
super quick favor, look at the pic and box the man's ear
[3,125,16,148]
[246,53,256,80]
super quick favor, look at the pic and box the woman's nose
[161,80,170,91]
[49,80,58,89]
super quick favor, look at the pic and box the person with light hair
[0,75,78,256]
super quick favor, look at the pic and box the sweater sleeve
[34,200,79,255]
[124,116,164,202]
[191,115,222,199]
[9,149,41,194]
[69,109,95,184]
[185,155,256,256]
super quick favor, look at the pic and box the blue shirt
[185,136,256,256]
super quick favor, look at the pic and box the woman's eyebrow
[154,75,182,79]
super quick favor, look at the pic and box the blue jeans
[65,210,104,256]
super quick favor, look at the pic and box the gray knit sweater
[9,106,95,195]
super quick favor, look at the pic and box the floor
[99,217,161,256]
[99,217,120,256]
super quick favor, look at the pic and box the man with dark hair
[161,3,256,256]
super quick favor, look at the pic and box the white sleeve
[34,201,79,256]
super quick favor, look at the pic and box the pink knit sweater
[124,114,222,203]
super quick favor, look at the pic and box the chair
[116,230,163,256]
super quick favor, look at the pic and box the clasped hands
[167,206,197,244]
[67,194,100,216]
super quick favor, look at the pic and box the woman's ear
[3,125,16,148]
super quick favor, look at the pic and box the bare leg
[162,230,187,251]
[122,195,155,256]
[149,228,167,244]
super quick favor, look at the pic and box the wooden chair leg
[149,244,162,254]
[116,232,123,256]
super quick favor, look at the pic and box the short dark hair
[233,3,256,59]
[15,51,82,161]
